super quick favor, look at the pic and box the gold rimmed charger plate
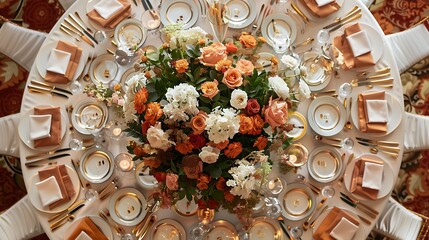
[204,220,239,240]
[160,0,199,29]
[286,112,307,141]
[173,196,198,217]
[307,146,343,183]
[114,19,147,49]
[108,187,147,226]
[149,219,186,240]
[248,216,282,240]
[71,99,108,135]
[226,0,257,29]
[307,96,346,137]
[301,51,332,91]
[261,13,297,47]
[89,54,119,87]
[279,183,316,221]
[79,148,114,184]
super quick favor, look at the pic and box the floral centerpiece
[124,24,309,215]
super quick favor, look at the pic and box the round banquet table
[20,0,405,239]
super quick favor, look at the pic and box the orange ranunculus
[264,97,288,129]
[141,121,152,135]
[198,38,206,45]
[239,34,257,48]
[239,114,253,134]
[133,146,145,157]
[143,156,161,168]
[190,111,208,134]
[144,102,163,125]
[141,55,148,63]
[222,68,243,89]
[145,71,151,78]
[199,42,227,66]
[215,177,227,191]
[200,80,219,100]
[182,155,203,179]
[224,142,242,159]
[208,140,229,150]
[253,136,268,150]
[224,191,235,202]
[236,59,254,76]
[197,174,211,190]
[215,59,232,72]
[175,141,194,155]
[114,84,121,91]
[134,87,149,114]
[249,114,265,135]
[175,59,189,73]
[225,42,238,54]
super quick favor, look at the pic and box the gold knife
[291,3,309,23]
[68,14,98,44]
[26,147,71,160]
[60,26,80,42]
[28,85,69,99]
[30,80,72,95]
[61,23,94,47]
[48,199,85,222]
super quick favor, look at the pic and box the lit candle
[112,127,122,137]
[116,153,134,172]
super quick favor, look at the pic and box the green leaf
[147,52,159,61]
[199,96,211,104]
[171,159,178,173]
[213,102,223,109]
[198,106,211,114]
[195,77,208,85]
[209,166,222,178]
[213,93,220,102]
[185,72,195,82]
[209,70,217,80]
[212,190,224,201]
[218,84,228,91]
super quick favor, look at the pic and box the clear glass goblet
[338,82,353,98]
[342,137,354,150]
[264,197,282,218]
[263,177,287,196]
[189,208,215,239]
[69,138,83,151]
[272,34,291,55]
[94,30,107,44]
[70,80,83,94]
[290,226,304,238]
[321,185,336,199]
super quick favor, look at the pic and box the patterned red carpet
[0,1,427,239]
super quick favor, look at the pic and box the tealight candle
[116,153,134,172]
[112,127,122,137]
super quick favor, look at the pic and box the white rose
[281,55,299,69]
[199,146,220,164]
[299,80,311,99]
[268,76,290,100]
[147,123,172,151]
[230,89,248,109]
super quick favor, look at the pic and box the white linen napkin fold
[365,99,388,123]
[94,0,123,19]
[315,0,335,7]
[75,231,93,240]
[362,162,384,190]
[330,217,359,240]
[346,30,372,57]
[46,49,71,75]
[29,114,52,140]
[35,176,63,207]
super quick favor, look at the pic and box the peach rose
[222,68,243,89]
[239,114,253,134]
[175,141,193,155]
[134,88,148,114]
[182,155,203,179]
[236,59,254,76]
[190,111,208,134]
[239,34,257,48]
[199,42,227,67]
[245,99,260,116]
[144,102,163,125]
[175,59,189,73]
[264,98,288,129]
[166,173,179,190]
[225,42,238,54]
[253,136,268,150]
[224,142,242,159]
[215,59,232,72]
[200,80,219,100]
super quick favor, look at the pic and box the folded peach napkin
[29,114,51,140]
[45,40,82,84]
[313,206,360,240]
[357,91,387,133]
[333,23,375,69]
[87,0,131,29]
[300,0,340,18]
[35,176,63,207]
[350,157,384,200]
[38,165,75,209]
[67,217,108,240]
[33,106,61,148]
[329,217,359,240]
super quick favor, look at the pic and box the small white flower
[299,80,311,99]
[164,83,199,122]
[169,26,207,49]
[299,66,308,78]
[147,122,173,151]
[281,55,299,69]
[199,146,220,164]
[205,107,240,144]
[230,89,248,109]
[268,76,290,100]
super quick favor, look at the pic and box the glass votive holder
[115,153,134,172]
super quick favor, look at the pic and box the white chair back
[404,112,429,153]
[0,22,46,71]
[0,113,20,157]
[386,22,429,73]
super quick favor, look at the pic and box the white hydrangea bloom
[230,89,248,109]
[281,55,299,69]
[205,107,240,144]
[169,27,207,49]
[268,76,290,100]
[163,83,200,122]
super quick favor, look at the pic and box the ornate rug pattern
[0,1,428,239]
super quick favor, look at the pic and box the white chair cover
[0,195,44,240]
[386,23,429,73]
[360,0,375,7]
[404,112,429,153]
[0,113,20,158]
[0,22,46,71]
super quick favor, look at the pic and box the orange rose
[253,136,268,150]
[144,102,163,125]
[222,68,243,89]
[197,174,211,190]
[114,84,121,91]
[198,38,206,45]
[236,59,254,76]
[249,114,265,135]
[143,156,161,168]
[200,80,219,100]
[208,140,229,150]
[224,142,242,159]
[190,111,208,134]
[225,42,238,54]
[264,97,288,129]
[175,141,193,155]
[175,59,189,73]
[239,34,257,48]
[133,146,145,157]
[199,42,227,66]
[215,177,227,190]
[215,59,232,72]
[141,121,152,135]
[145,71,151,79]
[239,114,253,134]
[224,191,235,202]
[134,88,148,114]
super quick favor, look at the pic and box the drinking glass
[94,30,107,44]
[207,0,230,42]
[263,177,287,196]
[338,82,353,97]
[69,138,83,151]
[290,226,304,238]
[342,137,354,150]
[115,44,137,66]
[189,208,215,239]
[321,185,336,199]
[272,34,291,55]
[70,80,82,94]
[141,10,161,36]
[263,197,282,218]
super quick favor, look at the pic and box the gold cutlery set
[60,13,98,47]
[25,148,71,168]
[28,80,73,99]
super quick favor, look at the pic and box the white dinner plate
[226,0,257,29]
[261,13,297,47]
[300,51,332,91]
[86,0,135,31]
[351,91,402,136]
[80,148,114,184]
[256,52,275,72]
[307,96,346,136]
[28,165,80,213]
[173,196,198,217]
[135,161,158,190]
[160,0,199,29]
[108,187,147,226]
[71,99,109,135]
[248,216,282,240]
[114,18,147,49]
[204,220,238,240]
[36,41,88,82]
[149,218,187,240]
[89,54,119,87]
[343,154,394,200]
[63,215,113,240]
[307,146,343,183]
[279,183,316,221]
[18,106,67,152]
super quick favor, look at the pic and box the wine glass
[70,80,82,94]
[83,113,107,149]
[272,34,291,55]
[316,29,330,46]
[263,197,282,218]
[342,137,354,150]
[94,30,107,44]
[115,44,137,66]
[189,208,215,239]
[69,138,83,151]
[290,226,304,239]
[141,10,161,36]
[321,185,336,199]
[338,82,353,98]
[263,177,287,196]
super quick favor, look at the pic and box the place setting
[159,0,199,29]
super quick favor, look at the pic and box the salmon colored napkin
[357,91,387,133]
[86,0,131,29]
[313,206,360,240]
[67,217,109,240]
[33,106,62,148]
[45,40,82,84]
[300,0,340,18]
[38,165,75,210]
[333,23,375,69]
[350,157,384,200]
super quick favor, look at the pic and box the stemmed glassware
[189,208,215,239]
[207,0,230,42]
